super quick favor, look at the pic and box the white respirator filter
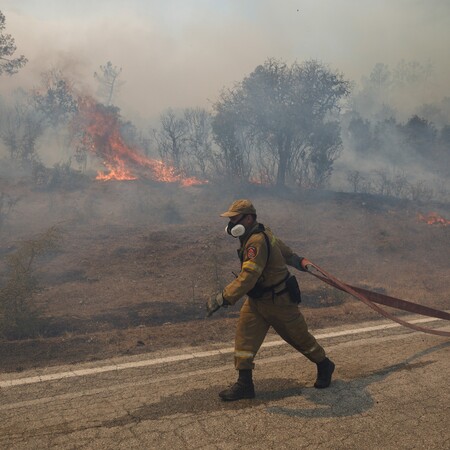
[230,224,245,237]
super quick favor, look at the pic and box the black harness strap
[241,225,289,298]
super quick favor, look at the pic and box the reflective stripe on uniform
[242,260,263,274]
[270,235,277,246]
[235,350,255,359]
[302,342,320,355]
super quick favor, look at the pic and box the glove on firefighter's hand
[206,292,225,317]
[291,254,308,272]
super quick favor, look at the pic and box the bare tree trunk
[277,148,288,187]
[276,135,292,187]
[107,76,116,106]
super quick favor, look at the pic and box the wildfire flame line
[76,97,206,187]
[417,212,450,226]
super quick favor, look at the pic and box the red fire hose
[303,260,450,338]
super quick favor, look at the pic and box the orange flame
[417,212,450,226]
[95,156,137,181]
[75,97,206,186]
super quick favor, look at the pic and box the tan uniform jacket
[223,222,299,305]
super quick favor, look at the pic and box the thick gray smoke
[332,60,450,200]
[1,1,449,200]
[1,0,449,119]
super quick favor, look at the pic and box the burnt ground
[0,179,449,373]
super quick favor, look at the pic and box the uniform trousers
[234,293,326,370]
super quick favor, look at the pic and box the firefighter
[206,199,335,401]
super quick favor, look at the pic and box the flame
[75,97,206,186]
[95,156,137,181]
[417,212,450,226]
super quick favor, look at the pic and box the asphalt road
[1,316,449,450]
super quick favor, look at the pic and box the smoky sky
[2,0,450,120]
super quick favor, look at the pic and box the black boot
[219,370,255,401]
[314,357,335,389]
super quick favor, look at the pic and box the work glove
[291,254,308,272]
[206,292,225,317]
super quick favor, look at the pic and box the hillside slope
[1,181,449,372]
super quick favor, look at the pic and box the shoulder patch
[246,246,257,259]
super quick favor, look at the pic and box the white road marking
[0,331,420,411]
[0,331,427,412]
[0,317,444,388]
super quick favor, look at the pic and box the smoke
[1,1,449,200]
[1,0,449,121]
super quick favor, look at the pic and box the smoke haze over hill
[1,1,449,201]
[1,0,450,120]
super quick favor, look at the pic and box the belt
[263,273,290,295]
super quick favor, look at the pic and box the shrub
[32,159,88,191]
[0,192,20,231]
[0,226,62,339]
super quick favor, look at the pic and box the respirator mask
[225,215,246,238]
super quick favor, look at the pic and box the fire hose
[302,260,450,338]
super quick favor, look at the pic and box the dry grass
[0,180,449,372]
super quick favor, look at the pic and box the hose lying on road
[304,261,450,338]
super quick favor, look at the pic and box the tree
[212,58,350,187]
[402,115,437,157]
[94,61,123,106]
[293,120,343,188]
[439,125,450,149]
[349,63,395,121]
[350,60,434,123]
[183,107,214,177]
[211,97,252,182]
[33,69,78,127]
[393,60,433,87]
[416,103,447,128]
[346,114,373,154]
[368,62,392,89]
[0,90,42,164]
[30,70,79,166]
[0,11,27,76]
[347,170,365,193]
[153,109,188,170]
